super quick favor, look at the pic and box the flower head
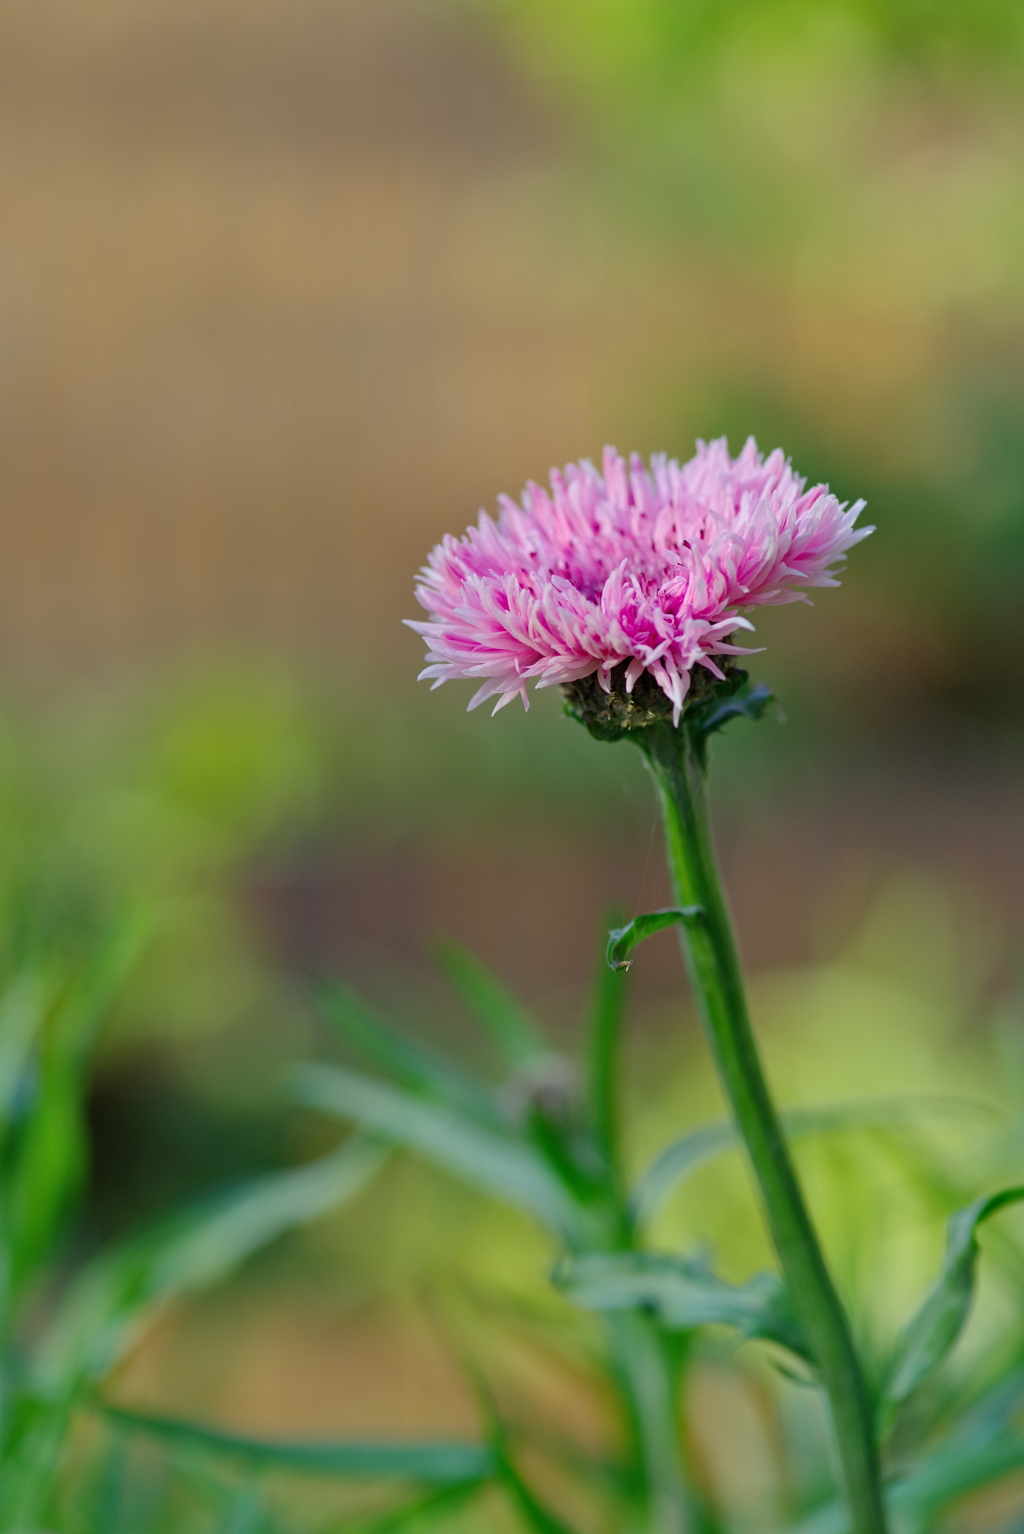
[408,438,871,725]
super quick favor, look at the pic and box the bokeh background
[6,0,1024,1524]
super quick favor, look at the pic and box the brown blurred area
[0,0,603,675]
[0,0,944,689]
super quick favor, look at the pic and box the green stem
[639,721,886,1534]
[609,1311,694,1534]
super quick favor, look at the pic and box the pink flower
[408,439,871,724]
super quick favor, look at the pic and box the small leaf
[293,1062,581,1237]
[433,941,545,1068]
[104,1407,496,1484]
[606,910,702,972]
[317,981,501,1126]
[885,1185,1024,1407]
[688,681,774,743]
[554,1250,809,1360]
[632,1096,996,1228]
[40,1134,388,1387]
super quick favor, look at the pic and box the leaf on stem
[686,681,775,749]
[884,1185,1024,1409]
[553,1250,809,1361]
[103,1406,496,1485]
[632,1096,997,1229]
[293,1062,582,1238]
[433,941,546,1069]
[606,910,703,973]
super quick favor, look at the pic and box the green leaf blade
[293,1062,580,1237]
[686,680,775,747]
[316,981,501,1127]
[885,1185,1024,1409]
[41,1133,389,1388]
[104,1407,496,1484]
[605,909,702,973]
[433,941,545,1068]
[632,1096,998,1229]
[554,1250,809,1360]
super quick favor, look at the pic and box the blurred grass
[0,662,1016,1530]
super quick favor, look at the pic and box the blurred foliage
[93,875,1024,1534]
[470,0,1024,290]
[0,661,1022,1530]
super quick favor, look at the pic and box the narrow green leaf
[475,1384,581,1534]
[0,973,47,1137]
[5,907,153,1295]
[554,1250,809,1360]
[325,1481,486,1533]
[104,1407,497,1484]
[0,1393,71,1534]
[88,1434,128,1534]
[498,1456,581,1534]
[317,981,501,1126]
[220,1485,266,1534]
[794,1434,1024,1534]
[892,1433,1024,1516]
[606,909,702,973]
[632,1096,996,1228]
[41,1134,388,1386]
[433,941,545,1068]
[631,1122,736,1228]
[5,1046,89,1294]
[50,904,154,1068]
[885,1185,1024,1407]
[293,1062,581,1237]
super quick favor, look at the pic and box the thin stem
[587,929,628,1199]
[640,721,886,1534]
[609,1311,695,1534]
[586,934,696,1534]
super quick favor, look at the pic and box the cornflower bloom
[409,438,870,723]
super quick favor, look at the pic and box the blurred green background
[4,0,1024,1527]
